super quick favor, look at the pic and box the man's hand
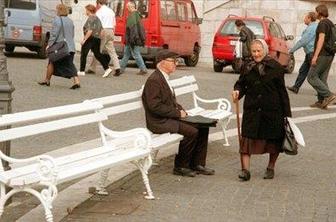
[311,56,318,66]
[232,90,240,103]
[80,39,86,46]
[180,110,187,118]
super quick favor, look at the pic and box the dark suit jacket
[142,69,183,134]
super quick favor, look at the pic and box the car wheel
[286,54,295,74]
[213,61,224,72]
[184,46,200,67]
[5,45,15,53]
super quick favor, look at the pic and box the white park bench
[90,75,232,192]
[0,101,154,222]
[169,75,232,146]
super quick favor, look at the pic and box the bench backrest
[91,75,199,118]
[0,101,107,143]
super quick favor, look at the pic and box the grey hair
[127,1,136,8]
[251,39,269,55]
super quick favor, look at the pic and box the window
[276,23,286,39]
[177,3,186,21]
[164,0,177,21]
[134,0,149,18]
[160,0,167,20]
[269,23,281,38]
[186,2,197,23]
[5,0,36,10]
[220,20,264,38]
[109,0,124,17]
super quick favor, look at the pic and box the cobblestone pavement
[61,119,336,222]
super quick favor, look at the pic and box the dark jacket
[125,11,146,47]
[142,69,183,134]
[234,57,291,139]
[239,26,255,58]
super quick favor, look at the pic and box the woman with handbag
[38,4,80,89]
[232,39,291,181]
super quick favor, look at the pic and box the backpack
[326,23,336,55]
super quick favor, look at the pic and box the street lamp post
[0,0,15,170]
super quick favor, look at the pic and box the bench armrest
[194,93,232,112]
[0,151,58,184]
[100,126,152,150]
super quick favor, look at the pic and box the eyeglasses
[165,58,178,65]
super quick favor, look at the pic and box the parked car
[109,0,202,66]
[4,0,58,58]
[212,15,295,73]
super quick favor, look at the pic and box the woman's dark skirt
[50,53,77,79]
[240,137,283,154]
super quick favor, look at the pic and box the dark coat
[234,57,291,139]
[239,26,255,58]
[142,69,183,134]
[125,11,146,47]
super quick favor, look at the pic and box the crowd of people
[38,0,147,89]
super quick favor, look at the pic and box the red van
[212,15,295,73]
[108,0,202,66]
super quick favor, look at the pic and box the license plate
[114,35,122,42]
[230,40,237,46]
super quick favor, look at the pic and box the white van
[4,0,59,58]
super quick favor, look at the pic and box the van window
[186,2,197,23]
[109,0,124,17]
[134,0,149,18]
[220,20,264,38]
[5,0,36,10]
[269,22,281,38]
[177,3,186,21]
[161,0,176,21]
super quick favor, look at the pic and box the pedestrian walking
[287,12,318,94]
[38,4,80,89]
[96,0,121,77]
[142,49,214,177]
[119,2,148,76]
[78,4,111,76]
[307,4,336,109]
[235,19,255,60]
[232,39,291,181]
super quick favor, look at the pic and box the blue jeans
[293,53,313,89]
[119,45,147,71]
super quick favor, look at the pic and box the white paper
[287,117,305,147]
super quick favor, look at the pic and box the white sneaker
[77,71,85,76]
[102,68,113,78]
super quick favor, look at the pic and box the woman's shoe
[70,84,80,90]
[238,169,251,181]
[38,81,50,86]
[263,168,274,179]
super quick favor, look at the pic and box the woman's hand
[80,39,86,45]
[180,110,188,118]
[232,90,240,103]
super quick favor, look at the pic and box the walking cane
[232,95,243,169]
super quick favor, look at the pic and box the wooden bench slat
[91,90,141,106]
[0,113,107,142]
[101,101,143,117]
[174,84,199,96]
[0,102,102,127]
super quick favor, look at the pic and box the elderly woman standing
[232,39,291,181]
[38,4,80,89]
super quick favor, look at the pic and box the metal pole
[0,0,15,171]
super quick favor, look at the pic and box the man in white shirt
[96,0,121,77]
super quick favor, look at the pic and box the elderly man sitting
[141,50,215,177]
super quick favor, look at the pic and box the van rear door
[5,0,39,42]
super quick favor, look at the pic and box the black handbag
[180,115,218,128]
[47,17,69,62]
[282,117,298,155]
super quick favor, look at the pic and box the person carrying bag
[47,16,69,62]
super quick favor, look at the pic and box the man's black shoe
[287,86,299,94]
[173,167,196,177]
[192,165,215,175]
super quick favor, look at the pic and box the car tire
[5,45,15,53]
[184,46,200,67]
[286,54,295,74]
[213,61,224,72]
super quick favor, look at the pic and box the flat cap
[156,49,179,63]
